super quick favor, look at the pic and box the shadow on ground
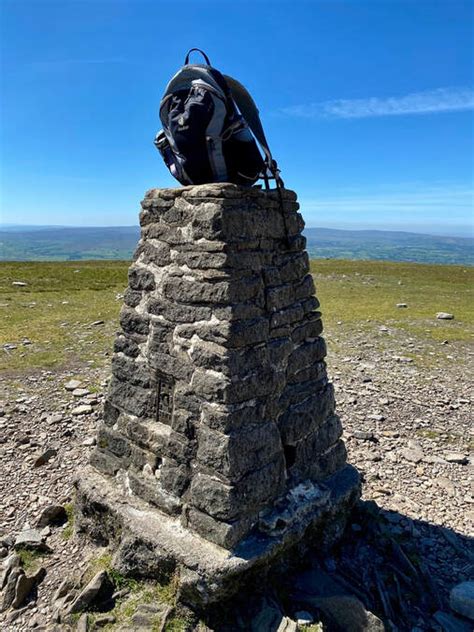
[207,499,473,632]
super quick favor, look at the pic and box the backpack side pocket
[154,130,192,185]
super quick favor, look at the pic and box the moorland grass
[311,259,473,342]
[0,261,127,371]
[0,259,472,372]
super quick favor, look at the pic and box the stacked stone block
[90,183,348,549]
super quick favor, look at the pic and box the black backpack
[154,48,283,189]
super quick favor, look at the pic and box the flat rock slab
[450,581,474,621]
[75,464,360,607]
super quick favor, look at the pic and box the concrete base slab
[75,465,360,607]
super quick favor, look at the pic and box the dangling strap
[184,48,211,66]
[224,74,284,189]
[223,74,289,245]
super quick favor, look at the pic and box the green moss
[81,551,113,584]
[61,502,75,540]
[104,581,172,630]
[16,547,47,573]
[163,616,190,632]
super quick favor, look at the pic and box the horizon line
[1,222,472,240]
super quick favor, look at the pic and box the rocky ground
[0,319,472,631]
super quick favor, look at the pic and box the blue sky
[0,0,473,236]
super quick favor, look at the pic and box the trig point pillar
[76,184,360,605]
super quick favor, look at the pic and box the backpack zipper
[206,136,217,178]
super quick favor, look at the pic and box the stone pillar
[76,184,360,604]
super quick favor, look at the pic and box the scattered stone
[77,613,88,632]
[14,529,45,550]
[36,505,67,528]
[33,448,57,467]
[444,452,468,465]
[435,477,456,495]
[393,355,413,363]
[47,413,64,424]
[72,388,91,397]
[90,320,105,326]
[94,614,116,626]
[450,582,474,621]
[309,595,384,631]
[52,578,75,605]
[0,553,20,591]
[0,567,22,611]
[400,448,424,463]
[437,312,454,320]
[11,567,46,609]
[64,380,82,391]
[276,617,298,631]
[66,570,111,615]
[72,404,93,416]
[131,603,166,628]
[353,431,377,442]
[82,437,96,446]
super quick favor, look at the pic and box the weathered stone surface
[123,288,142,308]
[0,553,20,592]
[65,570,112,615]
[0,567,22,612]
[196,422,282,480]
[278,384,335,445]
[128,265,156,291]
[75,464,360,606]
[185,508,255,550]
[11,567,46,609]
[79,183,359,597]
[90,448,123,476]
[97,427,132,459]
[309,595,384,631]
[127,471,181,515]
[36,504,67,528]
[189,455,286,520]
[14,529,46,550]
[119,306,149,336]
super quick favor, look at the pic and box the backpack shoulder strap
[223,74,283,187]
[223,75,272,161]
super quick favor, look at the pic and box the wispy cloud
[280,87,474,119]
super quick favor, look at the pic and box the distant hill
[0,226,141,261]
[304,227,473,266]
[0,225,472,265]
